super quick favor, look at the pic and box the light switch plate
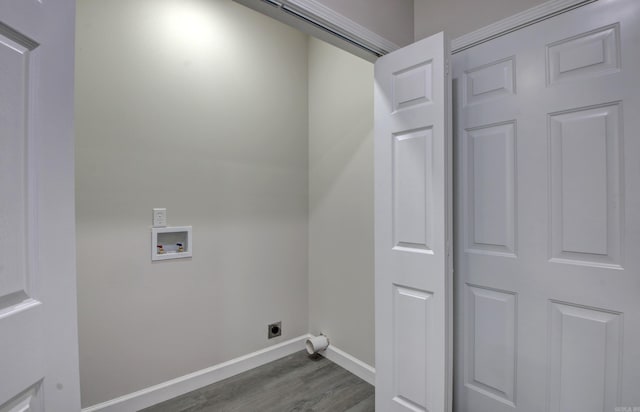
[153,208,167,227]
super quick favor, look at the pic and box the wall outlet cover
[153,208,167,227]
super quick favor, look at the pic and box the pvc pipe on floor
[305,335,330,354]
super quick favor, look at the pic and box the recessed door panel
[547,24,620,85]
[465,285,516,406]
[464,57,515,106]
[393,129,433,253]
[393,61,433,111]
[464,122,516,257]
[0,33,30,312]
[393,285,432,412]
[548,301,621,412]
[549,103,622,268]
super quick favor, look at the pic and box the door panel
[464,121,516,257]
[547,301,622,412]
[0,31,29,304]
[549,102,622,267]
[453,0,640,411]
[375,32,452,412]
[464,285,516,407]
[0,1,79,410]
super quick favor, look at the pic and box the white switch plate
[153,208,167,227]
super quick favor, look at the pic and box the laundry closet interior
[71,0,640,411]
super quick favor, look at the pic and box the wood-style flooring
[141,351,375,412]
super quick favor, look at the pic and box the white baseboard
[320,344,376,386]
[81,335,309,412]
[82,334,376,412]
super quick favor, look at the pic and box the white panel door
[375,32,452,412]
[453,0,640,411]
[0,1,80,411]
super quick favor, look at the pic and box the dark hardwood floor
[140,351,375,412]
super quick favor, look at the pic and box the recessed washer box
[151,226,192,261]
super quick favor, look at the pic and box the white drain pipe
[305,334,330,355]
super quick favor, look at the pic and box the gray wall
[414,0,548,40]
[307,37,375,366]
[317,0,414,47]
[75,0,309,407]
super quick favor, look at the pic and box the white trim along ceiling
[233,0,597,58]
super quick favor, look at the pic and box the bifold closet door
[453,0,640,411]
[375,32,453,412]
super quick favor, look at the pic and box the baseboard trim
[82,334,376,411]
[81,335,309,412]
[320,344,376,386]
